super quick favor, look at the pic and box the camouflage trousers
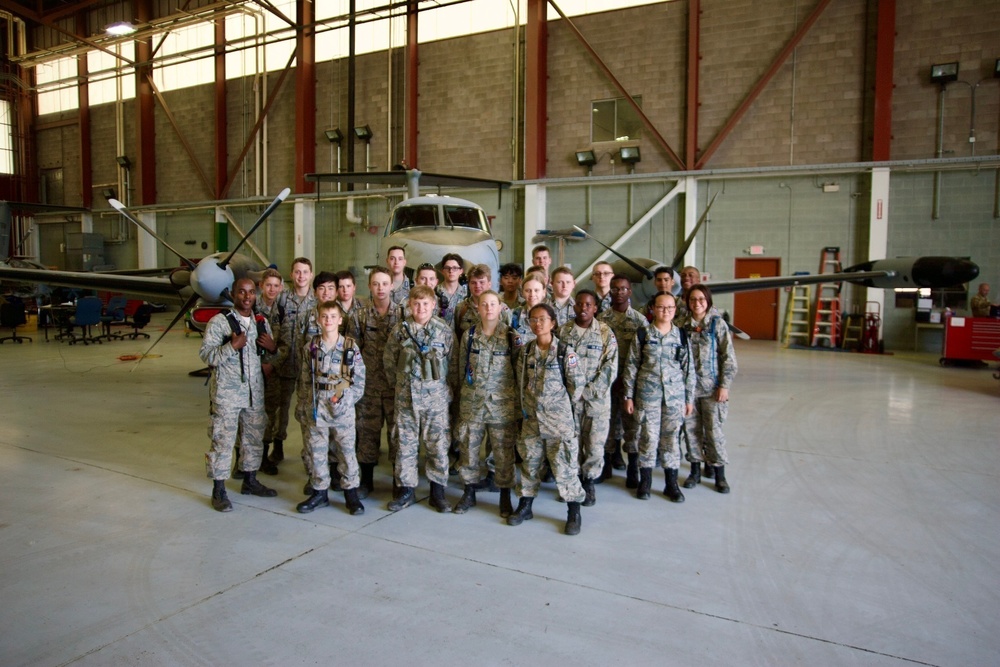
[683,394,729,466]
[272,375,296,442]
[205,403,266,480]
[262,373,283,442]
[300,421,360,491]
[393,388,450,488]
[575,401,610,481]
[455,420,517,488]
[356,390,397,466]
[516,422,585,503]
[635,396,684,470]
[607,384,639,454]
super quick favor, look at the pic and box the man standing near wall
[272,257,315,467]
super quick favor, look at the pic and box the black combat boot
[388,486,415,511]
[714,466,730,494]
[329,461,343,492]
[358,463,375,500]
[683,462,701,489]
[611,442,626,470]
[636,467,652,500]
[626,452,639,489]
[258,442,278,475]
[663,468,685,503]
[296,488,329,513]
[269,439,284,463]
[429,482,452,513]
[499,488,514,518]
[703,463,714,479]
[232,448,244,479]
[344,488,365,515]
[581,476,596,507]
[453,485,477,514]
[565,501,582,536]
[472,470,499,492]
[211,480,232,512]
[241,471,278,497]
[506,497,534,526]
[598,454,612,482]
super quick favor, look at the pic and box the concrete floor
[1,314,998,667]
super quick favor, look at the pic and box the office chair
[67,296,103,345]
[0,300,32,344]
[122,303,153,340]
[95,295,129,342]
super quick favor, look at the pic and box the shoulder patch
[566,351,578,368]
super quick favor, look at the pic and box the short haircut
[334,270,355,285]
[575,289,598,304]
[687,284,713,309]
[441,253,464,268]
[500,262,523,278]
[409,285,436,302]
[551,266,574,280]
[531,245,551,258]
[593,261,613,272]
[368,266,391,284]
[291,257,313,270]
[313,271,338,289]
[654,266,674,278]
[317,300,345,317]
[416,263,441,280]
[260,268,283,283]
[611,273,631,285]
[468,263,492,282]
[387,245,406,256]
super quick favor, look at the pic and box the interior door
[733,257,780,340]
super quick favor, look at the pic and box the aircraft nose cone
[912,257,980,288]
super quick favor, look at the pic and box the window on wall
[35,57,79,115]
[87,45,136,105]
[153,22,214,91]
[0,100,14,174]
[592,96,642,142]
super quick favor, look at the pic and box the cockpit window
[390,205,437,231]
[443,205,488,232]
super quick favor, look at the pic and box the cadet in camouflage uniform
[454,264,510,337]
[499,263,525,310]
[452,291,522,517]
[508,303,586,536]
[622,292,695,503]
[384,286,456,513]
[557,290,618,506]
[591,262,615,313]
[387,246,411,306]
[597,275,649,486]
[200,278,278,512]
[680,284,737,494]
[436,253,467,326]
[335,270,366,324]
[296,272,338,482]
[295,301,368,515]
[547,267,576,327]
[350,267,405,497]
[272,257,316,465]
[255,268,288,475]
[509,276,546,345]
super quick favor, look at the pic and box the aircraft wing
[305,171,511,190]
[704,271,891,294]
[0,266,187,303]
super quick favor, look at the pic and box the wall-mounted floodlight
[930,62,959,85]
[101,188,116,199]
[994,58,1000,79]
[576,150,597,167]
[619,145,641,165]
[325,128,343,143]
[353,125,373,142]
[115,155,131,169]
[106,21,136,36]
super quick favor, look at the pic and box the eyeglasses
[610,286,631,293]
[654,306,676,312]
[443,265,462,271]
[593,271,614,277]
[527,317,553,324]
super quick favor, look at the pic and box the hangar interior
[0,1,998,665]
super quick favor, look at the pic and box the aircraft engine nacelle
[844,257,979,289]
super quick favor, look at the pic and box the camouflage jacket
[598,306,648,383]
[547,295,575,327]
[557,318,618,410]
[350,300,406,395]
[456,322,522,424]
[295,334,366,427]
[277,291,317,378]
[384,316,456,400]
[515,335,584,439]
[621,323,695,409]
[254,294,288,369]
[681,311,737,397]
[199,310,268,409]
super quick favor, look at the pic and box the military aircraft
[0,188,290,355]
[305,169,509,288]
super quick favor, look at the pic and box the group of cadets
[200,244,738,537]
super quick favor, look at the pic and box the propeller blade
[572,225,654,280]
[130,293,200,371]
[109,199,196,270]
[219,188,291,269]
[670,191,720,271]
